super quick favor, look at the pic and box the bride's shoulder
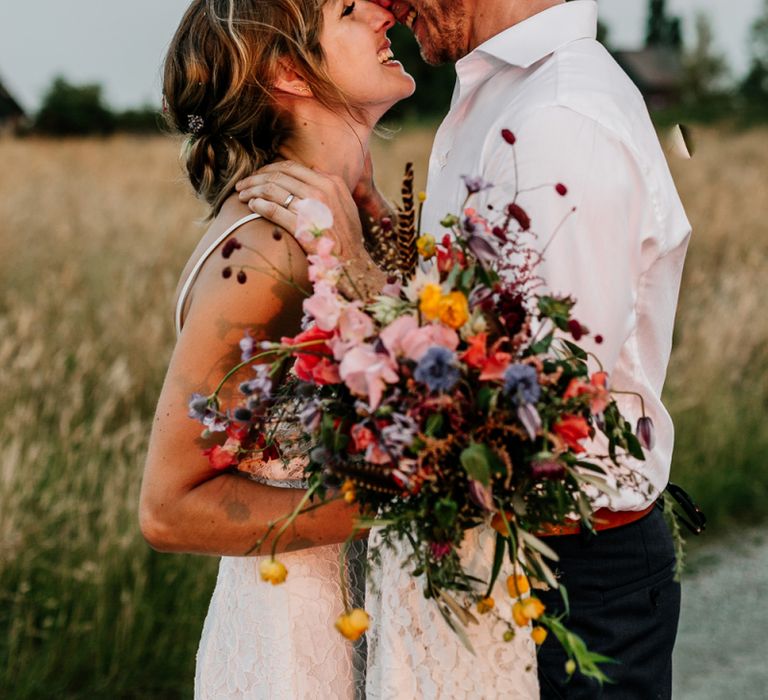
[176,195,309,335]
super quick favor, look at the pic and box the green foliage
[645,0,683,50]
[35,76,115,136]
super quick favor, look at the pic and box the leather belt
[536,502,657,537]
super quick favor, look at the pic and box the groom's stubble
[395,0,566,65]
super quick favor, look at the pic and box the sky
[0,0,764,113]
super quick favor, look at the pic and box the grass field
[0,126,766,697]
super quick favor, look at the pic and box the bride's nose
[363,1,396,32]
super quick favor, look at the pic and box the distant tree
[740,0,768,108]
[35,77,114,136]
[114,105,163,134]
[681,14,729,103]
[645,0,683,50]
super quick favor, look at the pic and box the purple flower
[531,458,566,480]
[381,413,419,456]
[461,175,493,194]
[468,479,494,511]
[502,364,541,407]
[188,393,229,432]
[187,393,210,422]
[299,399,323,433]
[414,346,460,393]
[239,365,272,401]
[467,234,499,264]
[517,403,542,440]
[636,416,655,450]
[239,330,256,361]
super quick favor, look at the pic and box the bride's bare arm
[139,216,360,556]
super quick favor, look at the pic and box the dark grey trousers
[537,507,681,699]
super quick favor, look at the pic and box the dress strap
[175,213,262,336]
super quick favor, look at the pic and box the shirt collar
[465,0,598,70]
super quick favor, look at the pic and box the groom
[238,0,690,696]
[363,2,690,696]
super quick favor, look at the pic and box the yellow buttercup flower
[259,558,288,585]
[531,626,548,645]
[521,596,546,620]
[438,291,470,330]
[419,283,443,321]
[506,573,530,598]
[335,608,370,641]
[476,596,495,614]
[416,233,437,260]
[341,479,356,504]
[512,596,545,626]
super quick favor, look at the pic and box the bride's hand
[235,162,388,299]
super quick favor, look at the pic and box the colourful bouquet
[188,131,655,680]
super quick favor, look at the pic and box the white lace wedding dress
[365,525,540,699]
[177,213,366,699]
[193,458,367,699]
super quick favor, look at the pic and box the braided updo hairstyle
[163,0,350,217]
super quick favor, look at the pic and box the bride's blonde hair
[163,0,351,216]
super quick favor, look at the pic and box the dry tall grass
[0,126,765,697]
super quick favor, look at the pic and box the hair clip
[187,114,205,135]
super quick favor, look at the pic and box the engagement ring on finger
[283,193,295,208]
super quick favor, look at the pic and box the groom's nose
[364,0,396,32]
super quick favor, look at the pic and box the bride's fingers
[247,197,298,236]
[237,172,322,206]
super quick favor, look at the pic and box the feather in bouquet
[188,130,657,681]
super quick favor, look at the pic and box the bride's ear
[274,60,313,97]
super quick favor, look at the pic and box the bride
[139,0,414,697]
[141,0,541,698]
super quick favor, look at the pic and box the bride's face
[319,0,415,116]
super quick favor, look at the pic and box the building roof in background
[0,76,25,118]
[613,47,684,92]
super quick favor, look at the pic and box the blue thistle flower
[502,364,540,407]
[414,346,460,393]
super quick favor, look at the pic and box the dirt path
[673,526,768,699]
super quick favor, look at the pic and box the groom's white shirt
[421,0,691,511]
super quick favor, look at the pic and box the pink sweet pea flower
[307,236,341,283]
[380,315,419,357]
[401,323,460,363]
[303,281,343,331]
[338,304,375,345]
[295,199,334,249]
[365,442,393,465]
[339,344,399,409]
[202,439,239,470]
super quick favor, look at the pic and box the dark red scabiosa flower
[555,183,568,196]
[222,266,233,279]
[221,237,242,259]
[496,288,527,336]
[531,459,566,480]
[272,228,283,241]
[237,270,247,284]
[506,202,531,231]
[595,334,604,344]
[568,319,585,340]
[636,416,656,450]
[430,542,453,560]
[501,128,516,145]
